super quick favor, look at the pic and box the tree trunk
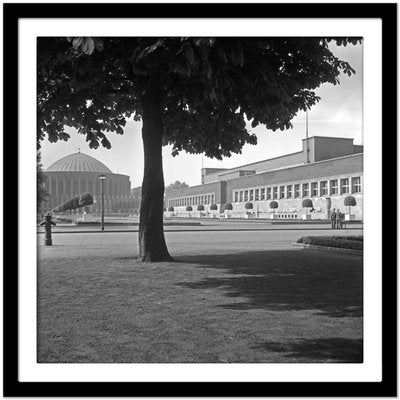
[138,83,173,262]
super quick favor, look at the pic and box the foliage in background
[37,151,48,211]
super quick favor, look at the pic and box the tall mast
[306,109,310,164]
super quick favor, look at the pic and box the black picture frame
[3,2,397,397]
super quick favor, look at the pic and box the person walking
[336,209,342,229]
[331,208,336,229]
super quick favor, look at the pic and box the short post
[40,213,56,245]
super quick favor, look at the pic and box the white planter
[302,214,312,220]
[82,213,93,222]
[345,214,356,221]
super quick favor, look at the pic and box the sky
[40,41,363,188]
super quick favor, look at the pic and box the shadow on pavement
[252,337,363,363]
[175,250,363,318]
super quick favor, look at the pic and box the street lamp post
[99,174,107,231]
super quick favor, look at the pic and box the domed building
[42,151,132,213]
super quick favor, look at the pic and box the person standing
[331,208,336,229]
[336,209,341,229]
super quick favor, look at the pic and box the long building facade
[164,136,363,220]
[42,152,133,213]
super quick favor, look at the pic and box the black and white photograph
[37,35,364,364]
[4,2,397,397]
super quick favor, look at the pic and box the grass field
[37,230,363,363]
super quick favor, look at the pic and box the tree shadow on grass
[175,250,363,318]
[252,337,363,363]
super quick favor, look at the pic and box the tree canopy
[38,37,360,158]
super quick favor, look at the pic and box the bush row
[167,196,358,213]
[53,192,94,213]
[296,236,363,250]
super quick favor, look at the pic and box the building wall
[165,153,363,220]
[203,151,304,184]
[43,171,132,213]
[303,136,355,163]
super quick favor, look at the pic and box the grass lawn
[38,235,362,363]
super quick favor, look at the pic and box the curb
[292,242,363,256]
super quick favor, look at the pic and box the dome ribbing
[45,152,112,173]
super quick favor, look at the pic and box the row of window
[168,193,215,207]
[233,177,361,203]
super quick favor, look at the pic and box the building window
[248,189,253,201]
[294,184,300,198]
[340,178,350,194]
[273,187,278,199]
[280,186,285,199]
[320,181,328,196]
[287,185,292,198]
[239,191,244,202]
[352,177,361,193]
[302,183,309,197]
[244,190,249,201]
[234,191,239,202]
[266,187,271,200]
[260,188,265,200]
[311,182,318,197]
[255,188,259,201]
[330,179,338,195]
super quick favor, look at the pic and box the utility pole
[306,109,310,164]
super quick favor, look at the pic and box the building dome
[46,152,112,174]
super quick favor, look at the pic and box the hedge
[245,202,253,209]
[210,204,218,210]
[168,206,174,212]
[197,204,205,211]
[186,206,193,211]
[296,236,363,250]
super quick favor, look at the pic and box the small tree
[168,206,174,212]
[224,203,233,211]
[344,195,356,215]
[79,192,94,212]
[269,201,278,212]
[245,202,253,210]
[302,199,313,214]
[197,204,205,211]
[186,206,193,212]
[210,204,218,211]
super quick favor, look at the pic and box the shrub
[210,204,218,210]
[224,203,233,211]
[186,206,193,211]
[197,204,205,211]
[296,236,363,250]
[79,192,94,207]
[302,199,313,208]
[269,201,278,209]
[168,206,174,212]
[245,202,253,210]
